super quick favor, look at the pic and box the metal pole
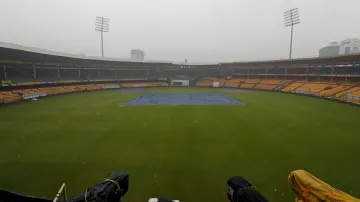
[101,17,104,57]
[289,10,294,72]
[284,8,299,70]
[289,24,294,60]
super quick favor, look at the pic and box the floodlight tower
[284,8,300,61]
[95,16,110,57]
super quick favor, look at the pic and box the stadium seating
[121,82,168,88]
[244,79,261,84]
[336,86,360,104]
[196,81,212,87]
[237,79,262,89]
[348,89,360,104]
[273,80,293,91]
[281,82,306,92]
[147,82,168,87]
[239,83,255,89]
[122,83,148,88]
[213,79,226,86]
[0,83,124,103]
[196,78,216,87]
[259,79,283,85]
[317,84,353,97]
[224,79,242,88]
[254,84,276,90]
[201,78,216,82]
[0,91,20,103]
[1,77,360,105]
[254,79,283,90]
[295,83,335,95]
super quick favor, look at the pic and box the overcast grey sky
[1,0,359,63]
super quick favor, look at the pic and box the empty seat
[224,79,241,88]
[317,85,352,97]
[254,84,276,90]
[259,80,282,85]
[244,79,261,84]
[281,82,306,92]
[295,83,332,95]
[240,83,255,89]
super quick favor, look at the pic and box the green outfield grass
[0,87,359,202]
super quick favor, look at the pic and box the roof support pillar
[3,64,7,80]
[32,63,36,80]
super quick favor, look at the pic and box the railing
[53,183,67,202]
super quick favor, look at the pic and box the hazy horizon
[1,0,360,63]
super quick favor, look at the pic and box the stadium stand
[1,42,360,105]
[337,86,360,104]
[295,83,336,95]
[317,84,353,97]
[281,82,306,92]
[254,84,277,90]
[273,80,293,91]
[259,79,283,85]
[196,78,214,87]
[36,68,59,82]
[244,79,261,84]
[121,82,168,88]
[239,83,255,89]
[224,79,242,88]
[237,78,261,89]
[0,83,124,104]
[6,66,34,83]
[147,82,169,87]
[254,79,283,90]
[213,79,226,86]
[0,91,20,103]
[59,69,80,81]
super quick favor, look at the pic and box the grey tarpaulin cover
[68,172,129,202]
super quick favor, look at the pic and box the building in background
[319,42,340,57]
[130,49,145,61]
[319,38,360,57]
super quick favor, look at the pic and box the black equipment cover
[227,176,268,202]
[68,172,129,202]
[0,189,51,202]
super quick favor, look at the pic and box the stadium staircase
[334,84,360,98]
[252,79,263,89]
[254,79,286,91]
[238,78,262,89]
[273,80,294,91]
[190,76,200,86]
[292,82,307,91]
[316,84,343,97]
[326,84,357,98]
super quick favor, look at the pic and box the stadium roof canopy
[2,41,360,68]
[0,42,172,66]
[221,54,360,67]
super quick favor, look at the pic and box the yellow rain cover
[289,170,360,202]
